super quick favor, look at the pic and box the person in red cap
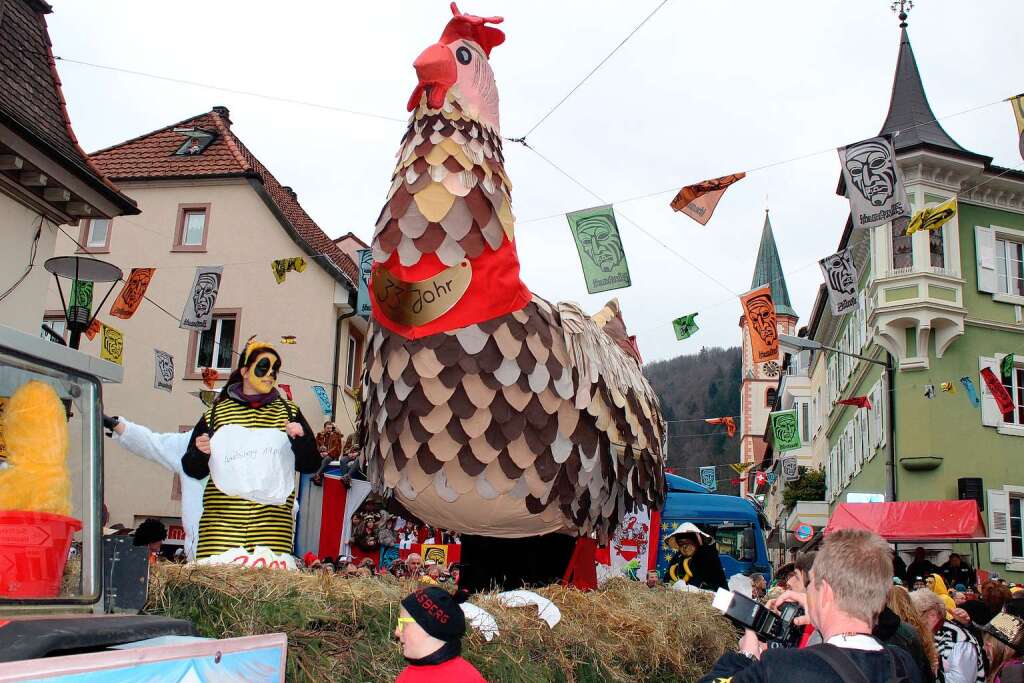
[394,587,485,682]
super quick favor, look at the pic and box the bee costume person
[182,340,320,559]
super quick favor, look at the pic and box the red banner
[317,476,346,561]
[837,396,873,410]
[981,367,1015,416]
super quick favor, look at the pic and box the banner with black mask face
[180,265,223,331]
[819,247,858,316]
[154,349,174,392]
[838,136,909,229]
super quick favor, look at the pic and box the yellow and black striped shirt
[184,392,318,559]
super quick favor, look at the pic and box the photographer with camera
[700,530,923,682]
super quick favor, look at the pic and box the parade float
[358,2,668,592]
[0,6,738,680]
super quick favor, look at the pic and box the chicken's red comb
[440,2,505,56]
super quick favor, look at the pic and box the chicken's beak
[408,43,456,111]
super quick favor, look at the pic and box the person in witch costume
[182,339,320,559]
[664,523,728,591]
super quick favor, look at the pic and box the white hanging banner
[782,455,799,481]
[838,136,910,229]
[819,247,859,316]
[154,349,174,392]
[179,265,224,331]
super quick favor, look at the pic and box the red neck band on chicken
[369,240,530,339]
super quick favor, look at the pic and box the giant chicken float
[359,3,667,590]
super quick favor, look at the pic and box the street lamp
[778,334,887,368]
[44,256,123,350]
[778,334,898,502]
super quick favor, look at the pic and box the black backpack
[807,644,913,683]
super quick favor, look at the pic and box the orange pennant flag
[84,317,102,341]
[705,416,737,437]
[741,285,779,362]
[110,268,155,320]
[670,173,745,225]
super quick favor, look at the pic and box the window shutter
[827,448,833,499]
[979,356,1001,427]
[859,412,867,470]
[844,424,855,483]
[853,415,861,473]
[988,489,1010,563]
[860,409,870,465]
[878,384,885,448]
[866,386,876,449]
[876,380,887,449]
[975,226,998,293]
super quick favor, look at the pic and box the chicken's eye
[456,46,472,65]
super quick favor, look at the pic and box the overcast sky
[49,1,1024,363]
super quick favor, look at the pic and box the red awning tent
[823,500,998,544]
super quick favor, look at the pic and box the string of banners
[557,88,1024,341]
[920,362,1016,418]
[61,253,339,416]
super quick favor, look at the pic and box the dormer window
[172,128,215,156]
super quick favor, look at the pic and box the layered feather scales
[361,97,665,541]
[373,93,513,267]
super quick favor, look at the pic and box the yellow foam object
[0,380,71,515]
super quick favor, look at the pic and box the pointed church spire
[878,24,973,157]
[750,210,796,319]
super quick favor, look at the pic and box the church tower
[739,211,797,494]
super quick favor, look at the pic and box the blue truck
[655,473,773,582]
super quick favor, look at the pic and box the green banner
[672,313,699,340]
[1002,353,1015,380]
[566,205,631,294]
[769,409,801,453]
[70,280,94,310]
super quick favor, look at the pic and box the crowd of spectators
[301,549,464,587]
[703,539,1024,682]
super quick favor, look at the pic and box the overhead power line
[519,0,672,139]
[52,54,408,124]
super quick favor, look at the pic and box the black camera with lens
[712,589,805,645]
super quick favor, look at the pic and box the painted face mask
[247,351,280,394]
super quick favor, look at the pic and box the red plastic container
[0,511,82,598]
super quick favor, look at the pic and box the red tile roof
[333,232,370,266]
[0,0,137,214]
[90,108,357,286]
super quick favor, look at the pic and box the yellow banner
[100,324,124,365]
[729,462,753,475]
[906,197,957,236]
[420,544,449,567]
[1011,94,1024,160]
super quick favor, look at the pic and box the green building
[807,19,1024,580]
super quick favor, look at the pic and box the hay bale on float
[146,564,735,682]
